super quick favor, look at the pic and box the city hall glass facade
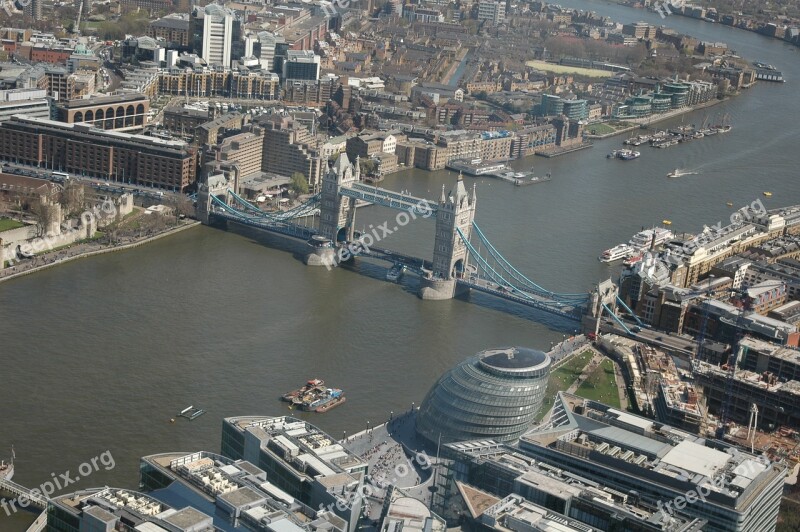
[416,347,551,445]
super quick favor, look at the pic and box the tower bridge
[197,153,609,327]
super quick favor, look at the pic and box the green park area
[0,217,24,232]
[575,358,621,408]
[526,60,614,78]
[536,349,594,421]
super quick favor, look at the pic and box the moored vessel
[599,244,634,263]
[0,460,13,481]
[623,253,644,267]
[303,388,344,412]
[386,263,405,282]
[282,379,325,402]
[629,227,674,250]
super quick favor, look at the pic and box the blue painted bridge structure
[197,154,604,325]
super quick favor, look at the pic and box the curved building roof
[416,347,551,446]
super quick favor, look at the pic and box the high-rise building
[191,4,238,67]
[23,0,42,19]
[282,50,320,82]
[477,0,505,24]
[255,31,286,72]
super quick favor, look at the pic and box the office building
[53,93,149,131]
[191,4,238,67]
[221,416,368,532]
[197,112,245,146]
[432,440,707,530]
[345,132,396,160]
[416,347,551,446]
[0,88,50,123]
[47,487,213,532]
[139,451,348,532]
[48,451,350,532]
[0,115,197,190]
[283,50,320,82]
[513,392,786,532]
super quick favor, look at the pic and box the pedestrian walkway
[1,222,199,283]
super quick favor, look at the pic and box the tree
[30,198,59,238]
[60,181,85,217]
[359,158,377,176]
[290,172,309,195]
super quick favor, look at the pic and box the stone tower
[419,174,477,300]
[318,153,359,243]
[197,173,230,225]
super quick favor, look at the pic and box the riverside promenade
[0,221,200,284]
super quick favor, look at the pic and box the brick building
[0,115,197,191]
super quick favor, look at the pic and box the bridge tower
[419,174,476,300]
[318,153,360,243]
[197,174,230,225]
[583,278,618,334]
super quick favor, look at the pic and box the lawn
[525,60,614,78]
[574,358,621,408]
[536,350,594,421]
[0,217,24,232]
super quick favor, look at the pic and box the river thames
[1,3,799,528]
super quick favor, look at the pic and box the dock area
[446,159,552,186]
[446,158,507,177]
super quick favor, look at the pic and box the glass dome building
[416,347,551,446]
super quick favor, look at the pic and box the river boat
[629,227,674,250]
[599,244,634,263]
[282,379,325,402]
[386,264,405,282]
[302,388,344,412]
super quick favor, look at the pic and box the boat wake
[666,168,700,178]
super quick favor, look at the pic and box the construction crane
[715,289,751,440]
[691,275,718,360]
[74,0,83,36]
[694,298,712,361]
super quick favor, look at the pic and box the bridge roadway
[0,478,47,511]
[359,245,432,274]
[340,183,437,216]
[457,276,583,321]
[211,207,317,240]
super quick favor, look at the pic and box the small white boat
[667,169,698,178]
[599,244,634,263]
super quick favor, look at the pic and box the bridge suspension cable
[468,222,590,303]
[456,228,578,314]
[227,189,321,221]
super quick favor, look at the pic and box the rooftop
[519,392,784,504]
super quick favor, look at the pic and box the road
[599,318,697,356]
[1,161,189,202]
